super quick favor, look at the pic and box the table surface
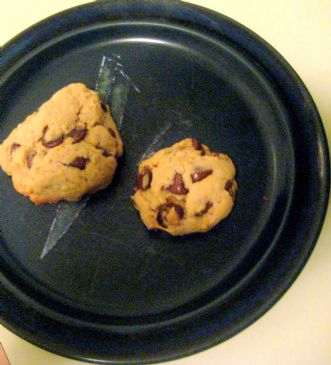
[1,1,331,365]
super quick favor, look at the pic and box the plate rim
[0,0,329,364]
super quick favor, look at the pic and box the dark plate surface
[0,1,329,364]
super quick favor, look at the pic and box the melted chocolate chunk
[225,180,232,191]
[191,169,213,183]
[102,149,112,157]
[108,128,116,138]
[27,151,36,169]
[101,102,108,112]
[136,168,153,191]
[191,138,205,156]
[69,128,87,143]
[69,157,89,170]
[167,173,189,195]
[225,179,236,200]
[195,201,213,216]
[10,143,21,155]
[42,127,63,148]
[157,203,184,228]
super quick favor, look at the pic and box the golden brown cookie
[131,138,237,235]
[0,83,123,204]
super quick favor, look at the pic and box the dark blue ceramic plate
[0,1,329,364]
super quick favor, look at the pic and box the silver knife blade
[40,54,133,259]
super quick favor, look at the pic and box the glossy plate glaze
[0,1,329,364]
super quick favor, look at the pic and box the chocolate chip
[191,138,205,156]
[95,145,113,157]
[174,204,185,219]
[27,152,36,169]
[10,143,21,155]
[136,168,153,191]
[102,149,112,157]
[157,206,168,228]
[157,203,184,228]
[108,128,116,138]
[101,102,108,112]
[225,179,236,200]
[195,201,213,217]
[68,128,87,143]
[42,127,63,148]
[225,180,232,191]
[191,169,213,183]
[69,157,89,170]
[167,173,189,195]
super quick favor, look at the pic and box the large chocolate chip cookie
[0,83,123,204]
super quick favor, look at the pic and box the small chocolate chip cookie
[131,138,237,235]
[0,83,123,204]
